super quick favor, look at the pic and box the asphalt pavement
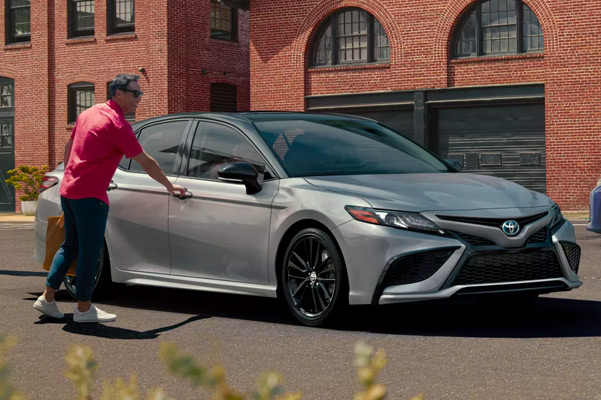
[1,216,600,399]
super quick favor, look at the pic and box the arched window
[452,0,543,58]
[68,82,95,123]
[310,8,390,67]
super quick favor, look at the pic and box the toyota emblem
[501,220,520,236]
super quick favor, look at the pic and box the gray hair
[109,74,140,99]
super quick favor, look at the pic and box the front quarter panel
[268,178,367,286]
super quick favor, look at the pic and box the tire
[63,243,113,300]
[281,227,348,326]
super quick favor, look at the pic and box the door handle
[107,181,118,191]
[173,189,193,200]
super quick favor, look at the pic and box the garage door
[434,103,545,193]
[343,109,415,141]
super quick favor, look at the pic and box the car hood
[304,173,553,212]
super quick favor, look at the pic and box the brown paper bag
[43,214,77,277]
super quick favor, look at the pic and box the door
[433,103,546,192]
[0,78,15,212]
[106,119,190,274]
[169,120,278,284]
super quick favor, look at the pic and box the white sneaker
[33,295,65,319]
[73,304,117,323]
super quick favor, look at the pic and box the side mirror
[444,158,463,172]
[217,162,262,195]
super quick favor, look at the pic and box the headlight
[345,206,446,235]
[551,204,564,228]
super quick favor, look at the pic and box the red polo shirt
[60,100,143,205]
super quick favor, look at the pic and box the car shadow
[54,285,601,339]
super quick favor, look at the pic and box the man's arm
[64,138,73,167]
[132,151,185,195]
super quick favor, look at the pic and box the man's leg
[70,198,109,309]
[34,197,79,318]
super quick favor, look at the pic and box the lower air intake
[382,248,458,286]
[451,249,563,286]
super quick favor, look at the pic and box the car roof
[131,111,376,130]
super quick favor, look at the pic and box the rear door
[106,118,191,274]
[168,120,278,284]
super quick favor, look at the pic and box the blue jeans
[46,197,109,302]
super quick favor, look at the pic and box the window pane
[115,0,134,27]
[13,8,31,36]
[130,121,188,175]
[187,123,265,180]
[336,9,368,62]
[481,0,516,55]
[75,89,94,117]
[0,85,13,108]
[74,0,95,31]
[455,12,477,57]
[523,3,544,51]
[374,20,389,61]
[210,0,234,40]
[313,24,332,65]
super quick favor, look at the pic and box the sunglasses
[120,88,144,98]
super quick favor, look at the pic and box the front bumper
[334,211,582,305]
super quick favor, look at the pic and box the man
[33,74,185,323]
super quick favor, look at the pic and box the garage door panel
[344,109,414,141]
[435,103,545,193]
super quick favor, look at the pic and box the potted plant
[4,165,49,215]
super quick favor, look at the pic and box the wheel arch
[274,219,348,297]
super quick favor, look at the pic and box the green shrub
[4,165,49,201]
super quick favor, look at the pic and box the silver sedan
[34,112,582,326]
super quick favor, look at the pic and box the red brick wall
[249,0,601,211]
[168,0,250,113]
[1,0,250,211]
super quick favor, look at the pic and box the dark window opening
[107,0,134,35]
[311,8,390,67]
[453,0,543,58]
[187,122,269,181]
[68,82,95,123]
[210,0,237,41]
[6,0,30,44]
[69,0,95,38]
[210,83,237,112]
[129,121,188,175]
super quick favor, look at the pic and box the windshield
[253,117,451,177]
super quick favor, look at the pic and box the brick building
[248,0,601,211]
[0,0,249,211]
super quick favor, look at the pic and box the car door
[106,119,191,274]
[168,120,278,284]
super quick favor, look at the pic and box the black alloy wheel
[281,228,348,326]
[63,244,112,300]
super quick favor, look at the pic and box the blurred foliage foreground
[0,334,424,400]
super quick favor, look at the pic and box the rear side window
[186,121,268,180]
[129,120,188,175]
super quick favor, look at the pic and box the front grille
[450,231,496,246]
[450,249,563,286]
[527,227,548,244]
[560,242,581,273]
[382,248,458,286]
[437,212,548,227]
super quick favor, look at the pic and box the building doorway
[0,78,15,212]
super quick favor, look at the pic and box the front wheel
[63,244,113,300]
[281,228,348,326]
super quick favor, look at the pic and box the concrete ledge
[0,213,35,223]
